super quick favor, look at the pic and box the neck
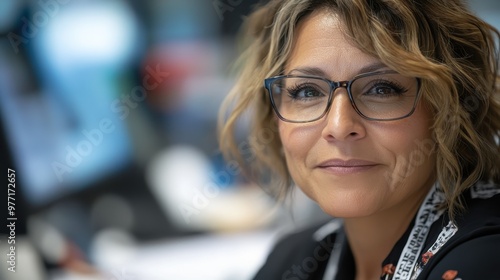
[343,188,430,280]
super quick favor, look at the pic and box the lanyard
[392,182,445,280]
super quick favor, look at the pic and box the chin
[318,202,379,218]
[311,188,385,219]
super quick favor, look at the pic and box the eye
[364,81,408,97]
[287,83,325,100]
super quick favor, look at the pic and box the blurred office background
[0,0,498,279]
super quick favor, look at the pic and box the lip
[316,159,379,174]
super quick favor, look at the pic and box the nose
[321,88,366,141]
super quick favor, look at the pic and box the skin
[279,10,437,279]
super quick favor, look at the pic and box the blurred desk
[126,230,277,280]
[51,229,280,280]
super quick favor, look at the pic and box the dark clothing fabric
[253,182,500,280]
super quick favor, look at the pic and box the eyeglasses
[264,70,421,123]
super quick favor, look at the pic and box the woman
[219,0,500,279]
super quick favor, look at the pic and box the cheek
[381,107,436,190]
[387,136,434,189]
[278,123,319,180]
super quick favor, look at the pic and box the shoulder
[459,180,500,229]
[421,181,500,279]
[425,234,500,279]
[252,220,341,280]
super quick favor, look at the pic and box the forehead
[285,9,381,80]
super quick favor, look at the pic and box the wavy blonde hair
[219,0,500,220]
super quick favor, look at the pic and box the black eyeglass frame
[264,70,422,123]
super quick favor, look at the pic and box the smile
[317,159,379,175]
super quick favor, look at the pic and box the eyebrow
[287,62,390,78]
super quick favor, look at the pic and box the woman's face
[279,10,437,218]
